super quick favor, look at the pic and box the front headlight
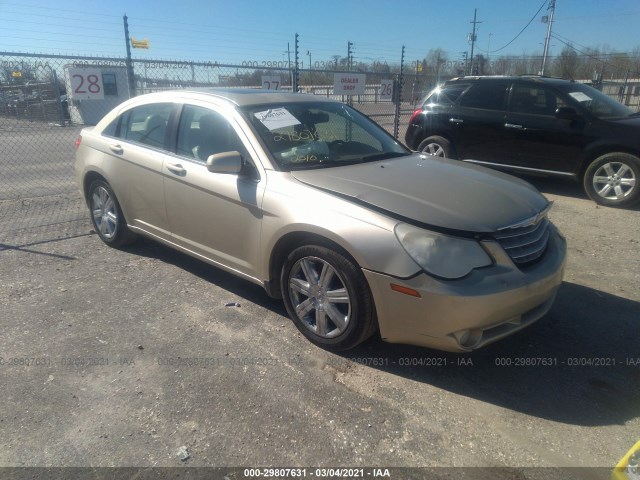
[394,223,493,279]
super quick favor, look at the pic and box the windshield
[241,101,410,170]
[559,83,635,119]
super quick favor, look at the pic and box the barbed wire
[2,2,639,68]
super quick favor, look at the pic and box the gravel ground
[0,174,638,479]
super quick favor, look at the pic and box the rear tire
[418,136,452,158]
[281,245,377,351]
[583,153,640,208]
[88,179,137,247]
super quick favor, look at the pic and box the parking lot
[0,116,639,479]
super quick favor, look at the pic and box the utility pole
[393,45,405,139]
[287,43,292,87]
[347,41,354,71]
[468,9,482,75]
[540,0,556,75]
[123,14,136,97]
[293,33,299,92]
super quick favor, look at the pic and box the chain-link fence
[0,52,412,247]
[1,54,87,247]
[2,51,640,247]
[597,78,640,111]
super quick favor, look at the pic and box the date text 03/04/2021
[243,467,391,478]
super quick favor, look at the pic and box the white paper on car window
[569,92,592,102]
[254,108,301,131]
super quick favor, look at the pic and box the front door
[503,84,585,173]
[162,104,265,280]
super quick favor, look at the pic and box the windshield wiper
[287,161,342,171]
[360,152,410,163]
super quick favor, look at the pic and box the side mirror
[206,151,243,174]
[555,107,579,120]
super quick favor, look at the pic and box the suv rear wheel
[417,136,452,158]
[583,153,640,207]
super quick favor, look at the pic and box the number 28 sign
[67,68,105,100]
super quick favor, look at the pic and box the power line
[549,33,639,74]
[0,1,122,18]
[480,0,547,54]
[0,9,121,26]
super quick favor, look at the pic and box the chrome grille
[494,216,550,266]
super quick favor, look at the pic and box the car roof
[446,75,575,86]
[133,88,340,107]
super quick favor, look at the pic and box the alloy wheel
[592,161,637,201]
[91,186,118,239]
[422,143,445,157]
[288,256,351,339]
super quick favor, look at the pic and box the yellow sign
[131,37,150,49]
[11,71,22,78]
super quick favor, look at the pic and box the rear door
[452,81,510,161]
[101,102,176,240]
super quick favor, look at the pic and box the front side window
[459,82,509,111]
[176,104,249,162]
[510,85,568,115]
[241,102,409,170]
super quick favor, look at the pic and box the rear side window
[102,118,118,137]
[459,82,509,111]
[425,84,469,106]
[114,103,173,149]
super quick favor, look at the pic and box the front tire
[88,179,137,247]
[281,245,377,351]
[417,135,452,158]
[583,153,640,207]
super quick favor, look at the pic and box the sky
[1,0,639,67]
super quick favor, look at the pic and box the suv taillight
[408,108,423,125]
[74,135,82,149]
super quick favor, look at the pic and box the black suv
[405,76,640,207]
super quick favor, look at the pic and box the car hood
[291,154,550,234]
[608,115,640,128]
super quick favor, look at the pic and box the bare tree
[554,46,580,79]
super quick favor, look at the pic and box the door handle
[166,163,186,175]
[449,118,464,124]
[504,123,523,129]
[109,144,123,154]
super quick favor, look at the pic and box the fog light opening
[454,328,483,349]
